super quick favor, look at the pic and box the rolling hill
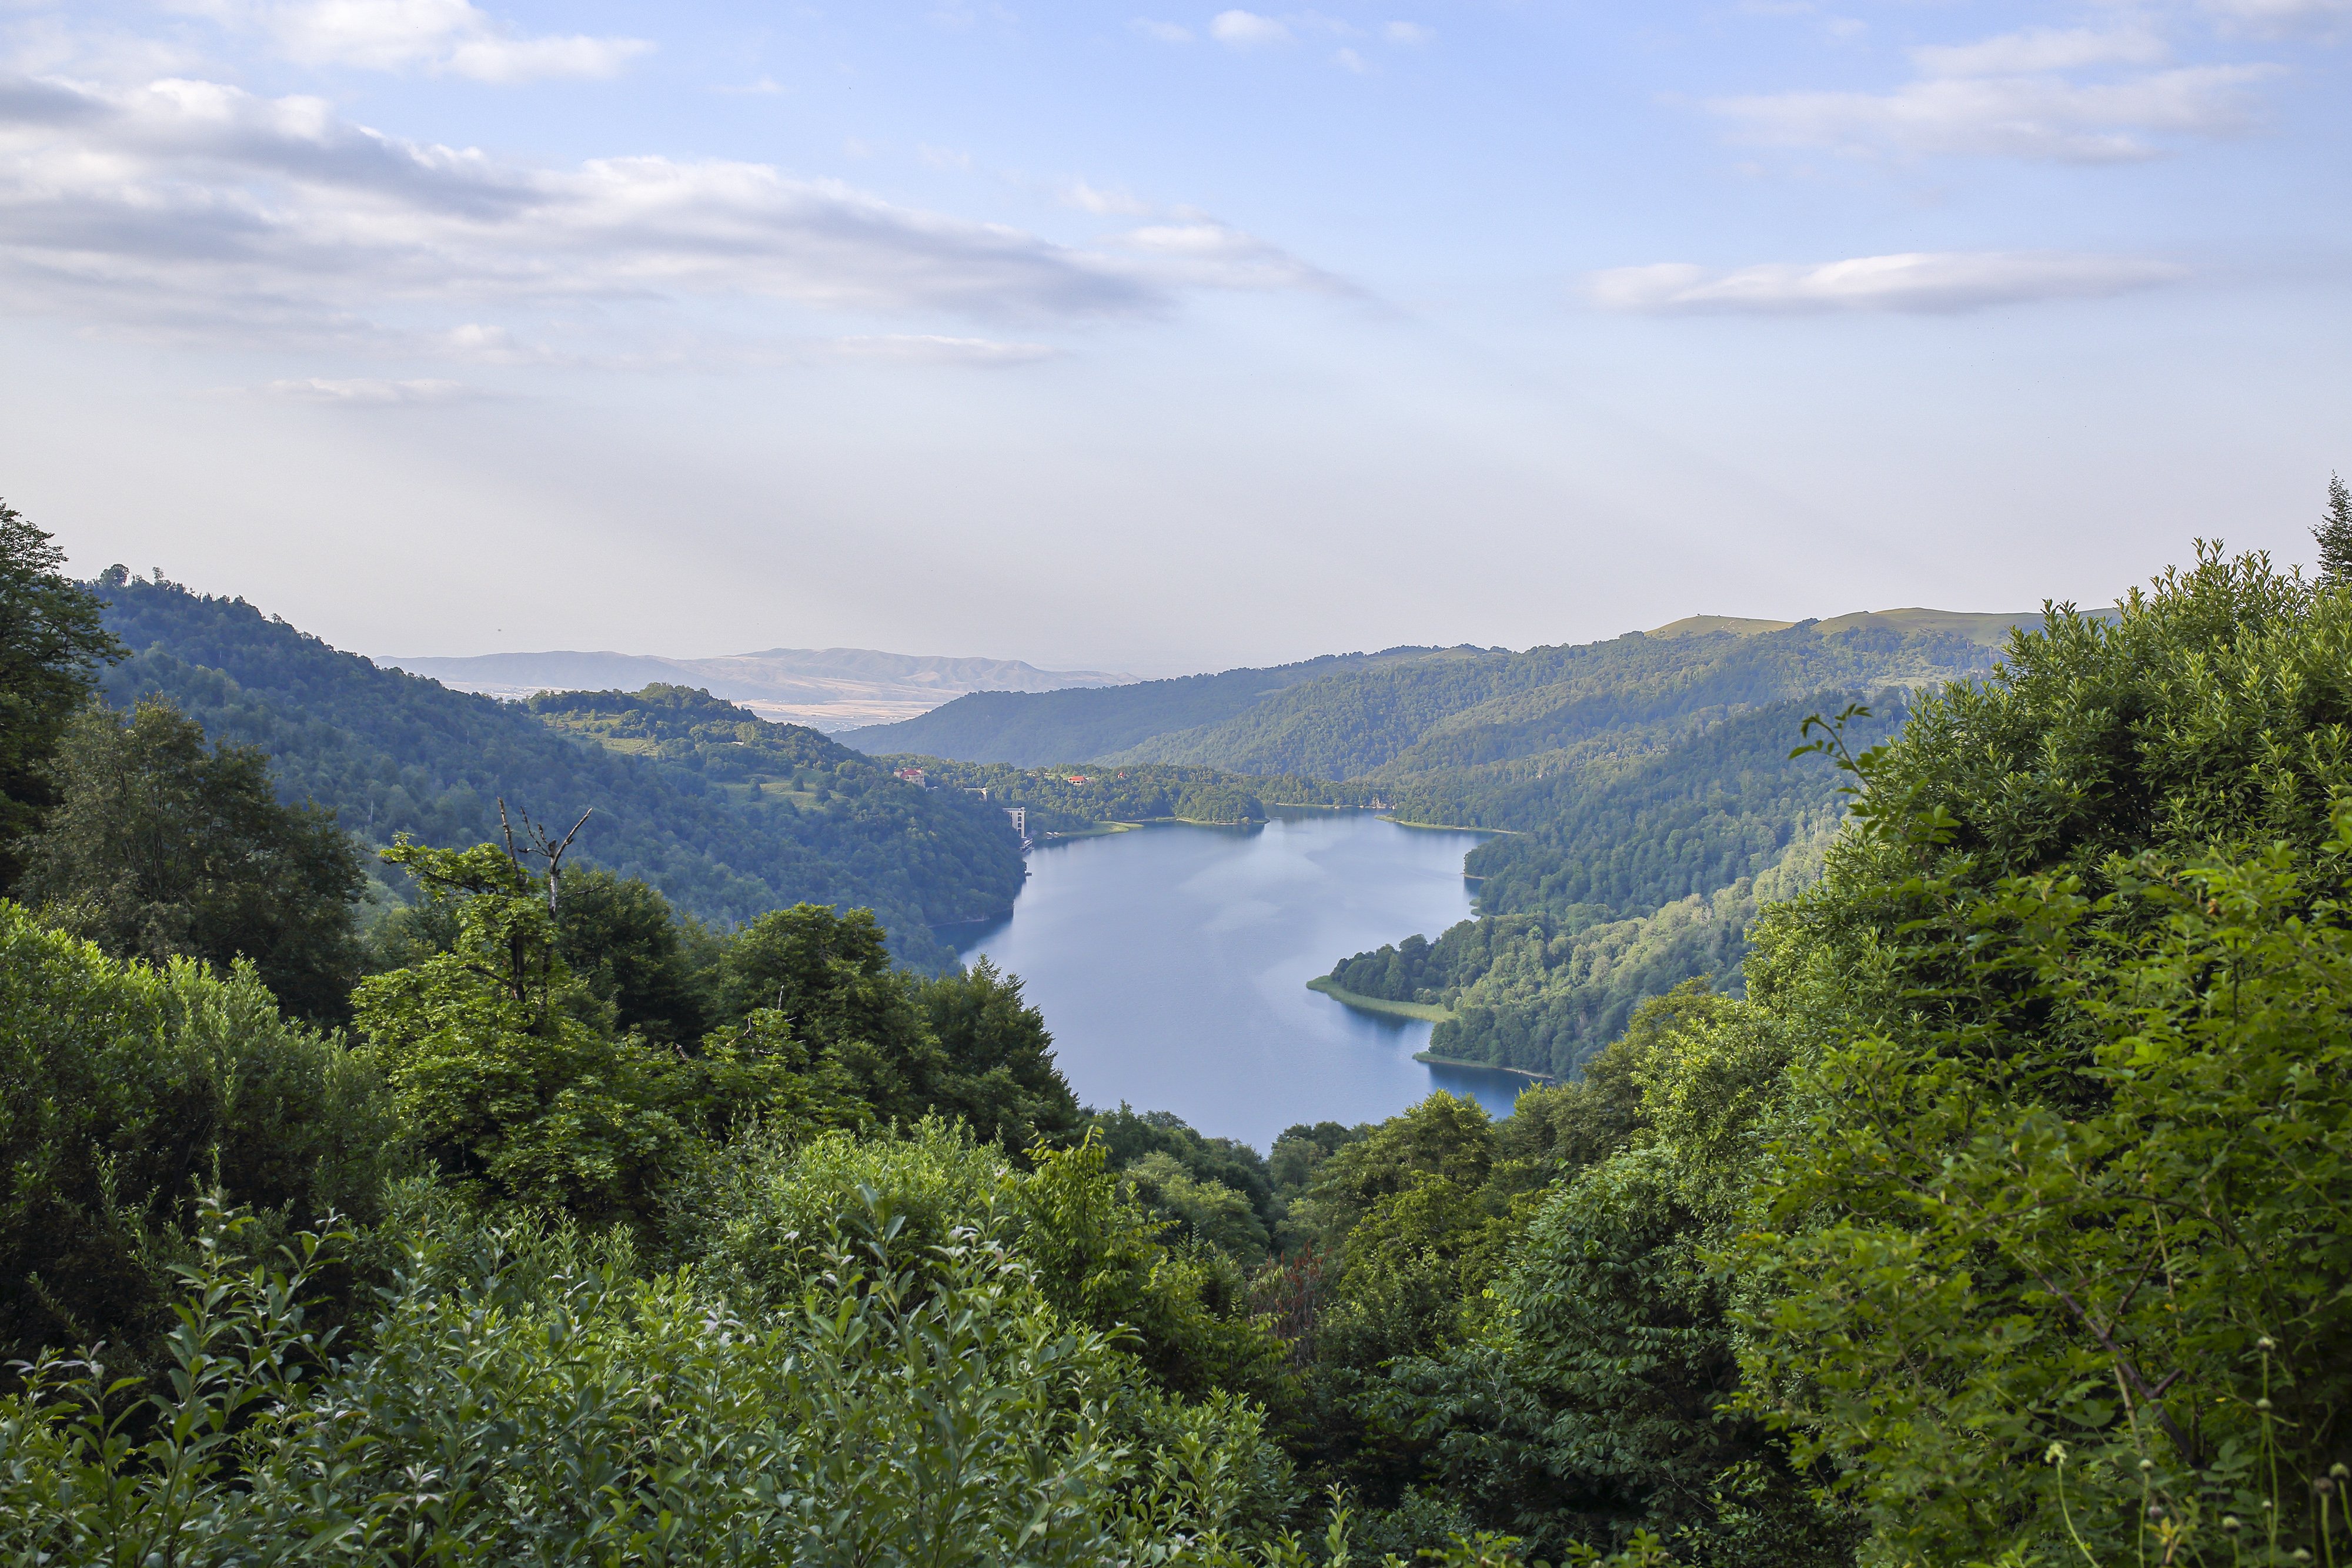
[834,646,1501,764]
[91,572,1024,970]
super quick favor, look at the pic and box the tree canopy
[0,506,119,889]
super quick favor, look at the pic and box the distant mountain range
[380,647,1135,732]
[844,612,2037,771]
[1642,607,2046,645]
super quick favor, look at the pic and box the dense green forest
[1324,697,1911,1074]
[91,573,1022,970]
[841,645,1497,765]
[11,486,2352,1566]
[864,755,1348,833]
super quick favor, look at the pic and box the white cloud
[1131,18,1193,42]
[196,0,653,82]
[826,334,1059,366]
[258,376,479,402]
[1110,220,1350,293]
[1334,46,1368,72]
[918,143,974,170]
[709,76,784,96]
[1911,25,2167,78]
[1382,20,1432,45]
[0,73,1162,343]
[1061,178,1154,215]
[1210,11,1291,47]
[0,74,1343,355]
[1714,62,2278,161]
[2199,0,2352,34]
[1586,251,2188,315]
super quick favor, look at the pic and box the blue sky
[4,0,2347,671]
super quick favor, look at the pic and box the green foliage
[0,900,400,1373]
[553,864,719,1045]
[93,578,1020,969]
[679,1122,1289,1412]
[1268,1094,1569,1518]
[1723,546,2352,1562]
[2317,471,2352,584]
[1090,1104,1281,1253]
[1018,1135,1290,1407]
[0,1192,1317,1567]
[872,755,1317,834]
[21,698,368,1024]
[1385,992,1850,1566]
[1742,812,2352,1563]
[1125,1151,1274,1258]
[914,956,1088,1149]
[709,900,1084,1145]
[352,841,865,1231]
[0,507,120,891]
[1429,848,1822,1079]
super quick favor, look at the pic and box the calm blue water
[950,809,1529,1151]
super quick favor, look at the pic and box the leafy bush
[0,901,400,1373]
[22,698,368,1024]
[684,1121,1289,1413]
[0,1193,1307,1567]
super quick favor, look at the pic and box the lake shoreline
[1305,975,1454,1022]
[1412,1049,1559,1086]
[959,810,1521,1142]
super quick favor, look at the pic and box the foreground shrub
[2,1191,1323,1567]
[0,900,400,1373]
[685,1121,1292,1418]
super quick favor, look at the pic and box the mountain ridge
[91,576,1024,970]
[384,646,1135,731]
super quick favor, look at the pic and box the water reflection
[949,810,1519,1151]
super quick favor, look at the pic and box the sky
[3,0,2348,674]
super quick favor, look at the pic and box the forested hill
[89,573,1023,969]
[1134,621,1993,787]
[838,645,1497,764]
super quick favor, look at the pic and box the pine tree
[2318,472,2352,584]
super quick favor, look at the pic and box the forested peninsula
[8,482,2352,1566]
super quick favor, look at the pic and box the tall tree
[21,698,367,1024]
[0,504,121,891]
[2318,471,2352,584]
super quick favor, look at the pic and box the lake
[950,808,1529,1151]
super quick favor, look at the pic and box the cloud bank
[1715,23,2278,161]
[256,375,481,402]
[1588,251,2188,314]
[193,0,653,82]
[0,73,1298,349]
[1210,11,1291,47]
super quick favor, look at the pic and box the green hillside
[859,757,1321,833]
[1646,606,2041,645]
[1106,620,1992,784]
[92,573,1023,969]
[838,645,1492,764]
[1328,695,1911,1074]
